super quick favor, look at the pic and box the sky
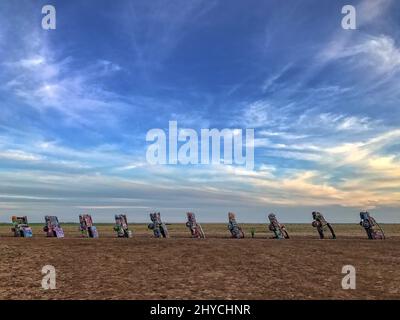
[0,0,400,223]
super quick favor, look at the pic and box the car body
[114,214,133,238]
[79,214,99,238]
[43,215,65,238]
[11,216,33,237]
[148,212,169,238]
[228,212,244,239]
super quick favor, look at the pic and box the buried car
[11,216,33,237]
[79,214,99,238]
[311,211,336,239]
[43,215,65,238]
[268,213,289,239]
[185,212,205,238]
[360,211,385,240]
[148,212,169,238]
[113,214,133,238]
[228,212,244,239]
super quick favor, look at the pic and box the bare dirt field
[0,223,399,300]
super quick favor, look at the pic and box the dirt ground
[0,223,399,300]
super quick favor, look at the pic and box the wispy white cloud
[320,34,400,74]
[261,63,293,93]
[297,112,378,133]
[3,54,124,127]
[357,0,394,26]
[0,149,42,161]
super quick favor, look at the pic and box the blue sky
[0,0,400,223]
